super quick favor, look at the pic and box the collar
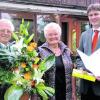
[93,27,100,32]
[40,41,68,53]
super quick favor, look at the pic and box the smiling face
[0,22,13,44]
[88,10,100,28]
[45,27,61,45]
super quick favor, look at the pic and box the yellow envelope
[72,69,96,82]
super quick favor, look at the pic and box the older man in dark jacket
[0,19,14,100]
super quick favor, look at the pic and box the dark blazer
[76,28,100,96]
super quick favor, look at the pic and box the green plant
[0,19,55,100]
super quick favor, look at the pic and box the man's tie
[92,30,99,52]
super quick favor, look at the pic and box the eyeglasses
[0,29,12,34]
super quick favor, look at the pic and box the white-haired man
[0,19,14,45]
[0,19,14,100]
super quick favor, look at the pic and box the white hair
[44,22,61,38]
[0,19,14,31]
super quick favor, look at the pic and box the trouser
[0,85,9,100]
[81,87,100,100]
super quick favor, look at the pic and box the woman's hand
[72,93,77,100]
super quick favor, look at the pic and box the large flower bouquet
[0,19,55,100]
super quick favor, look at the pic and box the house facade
[0,0,99,52]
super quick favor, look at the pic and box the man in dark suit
[76,3,100,100]
[0,19,14,100]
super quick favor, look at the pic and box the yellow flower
[29,42,37,49]
[24,72,31,80]
[27,46,33,52]
[21,62,26,68]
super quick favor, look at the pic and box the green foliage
[12,18,34,45]
[0,68,14,84]
[4,85,24,100]
[0,19,55,100]
[36,83,55,100]
[39,54,55,72]
[0,43,19,70]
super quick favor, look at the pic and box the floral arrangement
[0,19,55,100]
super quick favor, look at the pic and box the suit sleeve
[76,33,86,69]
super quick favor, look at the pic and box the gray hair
[0,19,14,31]
[87,3,100,14]
[44,22,61,38]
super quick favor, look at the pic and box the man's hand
[96,76,100,81]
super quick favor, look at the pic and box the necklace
[51,48,61,56]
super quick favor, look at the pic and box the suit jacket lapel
[87,29,93,54]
